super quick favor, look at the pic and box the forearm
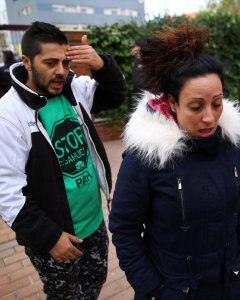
[12,198,63,254]
[0,120,62,254]
[110,214,163,297]
[91,53,127,113]
[109,153,162,297]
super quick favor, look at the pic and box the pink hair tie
[147,96,177,121]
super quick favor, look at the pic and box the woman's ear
[168,94,176,112]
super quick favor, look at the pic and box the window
[64,6,76,13]
[80,7,94,14]
[19,6,32,16]
[52,4,94,14]
[104,8,118,15]
[57,24,89,31]
[104,8,138,17]
[52,5,65,13]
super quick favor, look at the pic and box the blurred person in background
[130,39,146,97]
[0,50,16,97]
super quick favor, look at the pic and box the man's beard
[32,66,65,97]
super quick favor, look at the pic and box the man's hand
[49,232,83,263]
[66,35,104,71]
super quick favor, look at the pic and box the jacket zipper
[233,166,240,213]
[232,166,239,275]
[82,121,110,200]
[234,166,239,191]
[177,178,190,232]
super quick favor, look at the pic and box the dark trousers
[25,221,109,300]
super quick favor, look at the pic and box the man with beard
[0,21,127,299]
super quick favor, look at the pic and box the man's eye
[46,61,55,66]
[63,61,70,67]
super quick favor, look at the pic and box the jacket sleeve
[90,53,127,114]
[0,118,62,253]
[109,152,163,298]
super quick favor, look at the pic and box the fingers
[66,247,83,260]
[81,34,88,45]
[64,37,103,70]
[65,34,89,56]
[65,45,92,62]
[68,233,83,244]
[57,247,83,262]
[54,248,83,263]
[62,234,84,261]
[49,232,84,263]
[70,246,84,258]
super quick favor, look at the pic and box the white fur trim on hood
[123,92,240,168]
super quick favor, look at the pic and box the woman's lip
[199,128,212,132]
[198,128,213,136]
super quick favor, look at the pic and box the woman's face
[170,74,224,138]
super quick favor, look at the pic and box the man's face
[24,43,70,96]
[131,45,141,59]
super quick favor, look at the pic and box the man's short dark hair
[21,21,68,61]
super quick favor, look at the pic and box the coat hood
[123,92,240,168]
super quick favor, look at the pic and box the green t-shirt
[39,95,103,239]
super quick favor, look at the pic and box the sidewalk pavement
[0,139,135,300]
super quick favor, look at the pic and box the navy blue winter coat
[109,96,240,300]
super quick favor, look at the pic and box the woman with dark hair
[109,23,240,300]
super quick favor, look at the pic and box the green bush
[88,22,139,126]
[192,12,240,100]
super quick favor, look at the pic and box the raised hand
[66,35,104,71]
